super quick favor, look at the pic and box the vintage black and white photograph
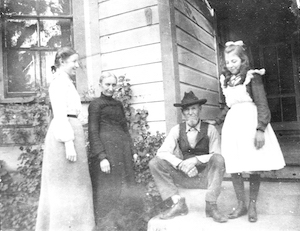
[0,0,299,230]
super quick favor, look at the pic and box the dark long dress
[88,93,136,224]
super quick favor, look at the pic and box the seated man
[149,91,227,223]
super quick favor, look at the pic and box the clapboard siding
[131,102,165,122]
[99,0,157,19]
[98,0,219,133]
[175,11,214,49]
[98,0,166,132]
[99,6,159,36]
[174,0,214,36]
[177,46,217,77]
[109,63,163,85]
[100,25,160,53]
[101,43,162,70]
[180,84,219,106]
[185,0,213,22]
[146,121,167,134]
[130,82,164,104]
[176,29,215,64]
[179,65,218,92]
[201,106,221,120]
[174,0,219,119]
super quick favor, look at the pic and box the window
[0,0,73,98]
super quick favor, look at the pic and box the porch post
[158,0,181,133]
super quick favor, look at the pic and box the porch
[148,174,300,231]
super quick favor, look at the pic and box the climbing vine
[0,76,164,231]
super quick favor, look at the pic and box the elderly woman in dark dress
[88,72,138,226]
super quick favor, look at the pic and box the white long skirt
[221,102,286,174]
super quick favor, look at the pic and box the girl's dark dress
[88,93,135,223]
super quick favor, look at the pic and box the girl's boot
[228,173,247,219]
[248,174,260,222]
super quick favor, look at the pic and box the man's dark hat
[173,91,207,108]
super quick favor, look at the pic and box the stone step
[147,181,300,231]
[223,166,300,180]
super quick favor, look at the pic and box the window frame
[0,1,74,99]
[0,0,101,103]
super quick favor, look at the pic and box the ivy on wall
[0,76,165,231]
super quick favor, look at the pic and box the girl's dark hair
[52,47,77,72]
[221,44,250,87]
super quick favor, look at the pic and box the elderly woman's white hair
[99,72,117,83]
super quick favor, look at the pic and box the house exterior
[0,0,221,170]
[0,0,299,175]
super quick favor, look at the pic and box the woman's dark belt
[67,114,77,118]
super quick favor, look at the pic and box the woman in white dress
[215,41,285,222]
[36,47,95,231]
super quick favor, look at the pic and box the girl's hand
[65,140,77,162]
[100,159,110,173]
[254,130,265,149]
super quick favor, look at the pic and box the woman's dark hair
[52,47,77,72]
[221,44,250,87]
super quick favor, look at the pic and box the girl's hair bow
[225,40,244,47]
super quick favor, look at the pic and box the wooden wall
[174,0,220,120]
[97,0,220,133]
[98,0,166,133]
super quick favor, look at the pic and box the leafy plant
[113,76,166,226]
[0,90,49,231]
[0,76,165,231]
[0,147,43,231]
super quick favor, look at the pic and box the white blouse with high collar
[49,70,82,143]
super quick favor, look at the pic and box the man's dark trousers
[149,154,225,202]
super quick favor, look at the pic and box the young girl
[216,41,285,222]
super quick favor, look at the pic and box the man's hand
[254,130,265,149]
[178,157,199,176]
[100,159,110,173]
[187,167,198,177]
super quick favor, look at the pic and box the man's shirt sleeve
[156,124,183,168]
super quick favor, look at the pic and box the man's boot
[159,197,188,219]
[205,201,228,223]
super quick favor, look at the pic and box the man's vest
[178,121,209,160]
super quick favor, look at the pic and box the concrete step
[147,181,300,231]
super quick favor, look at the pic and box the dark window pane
[38,0,71,16]
[41,51,56,86]
[40,19,72,48]
[263,46,279,95]
[278,44,294,94]
[4,0,71,16]
[7,50,37,93]
[282,97,297,122]
[5,19,38,48]
[4,0,38,16]
[268,98,281,122]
